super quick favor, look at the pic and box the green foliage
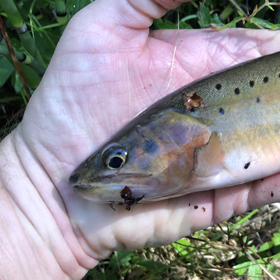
[132,257,168,271]
[153,0,280,30]
[84,250,169,280]
[0,56,13,86]
[0,0,93,135]
[233,232,280,278]
[251,17,280,29]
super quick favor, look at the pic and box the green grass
[1,0,280,279]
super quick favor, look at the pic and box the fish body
[69,52,280,206]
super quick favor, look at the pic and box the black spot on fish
[234,88,240,95]
[249,81,255,87]
[194,205,198,209]
[143,140,158,154]
[263,77,269,83]
[271,191,274,197]
[219,108,225,115]
[256,97,261,103]
[216,84,222,90]
[244,162,250,169]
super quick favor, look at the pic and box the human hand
[1,0,280,279]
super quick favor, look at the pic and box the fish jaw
[71,172,157,202]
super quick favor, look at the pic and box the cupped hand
[10,0,280,277]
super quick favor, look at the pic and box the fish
[69,51,280,210]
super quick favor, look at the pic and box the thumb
[55,0,190,54]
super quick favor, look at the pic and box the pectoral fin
[193,132,225,178]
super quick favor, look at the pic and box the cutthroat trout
[69,52,280,210]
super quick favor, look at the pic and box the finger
[79,173,280,259]
[149,28,280,81]
[56,0,190,55]
[79,0,187,29]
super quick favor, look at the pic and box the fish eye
[101,143,127,169]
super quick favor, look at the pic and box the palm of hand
[19,2,280,260]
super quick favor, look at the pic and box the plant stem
[0,15,31,99]
[0,39,45,75]
[0,0,45,66]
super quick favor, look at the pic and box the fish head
[69,110,211,203]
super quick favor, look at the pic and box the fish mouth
[73,183,126,192]
[70,173,155,203]
[73,182,153,203]
[69,172,152,187]
[97,173,152,179]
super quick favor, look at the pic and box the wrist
[0,127,96,279]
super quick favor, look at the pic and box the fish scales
[69,52,280,209]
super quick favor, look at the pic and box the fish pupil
[109,156,123,168]
[101,143,127,169]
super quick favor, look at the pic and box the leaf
[267,262,278,274]
[153,18,177,29]
[237,11,244,17]
[272,233,280,246]
[132,257,168,271]
[197,5,211,27]
[0,96,22,103]
[172,238,194,257]
[271,252,280,259]
[244,22,259,29]
[229,209,259,231]
[85,268,107,280]
[179,21,192,29]
[247,261,263,280]
[233,261,250,275]
[180,14,198,22]
[212,13,223,25]
[217,16,244,30]
[0,57,14,87]
[268,5,275,12]
[250,17,280,29]
[109,251,133,266]
[258,241,273,252]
